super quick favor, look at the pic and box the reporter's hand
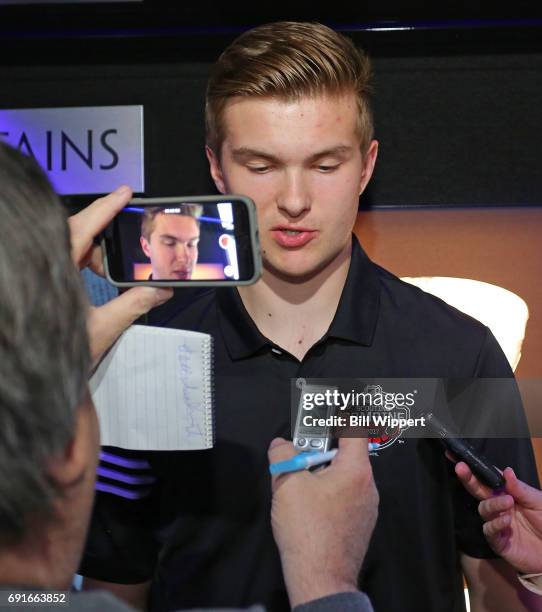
[268,437,379,608]
[455,461,542,574]
[68,186,172,366]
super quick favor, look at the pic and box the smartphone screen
[103,196,260,286]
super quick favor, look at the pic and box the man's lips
[171,269,190,279]
[270,227,317,248]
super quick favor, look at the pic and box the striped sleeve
[96,448,156,500]
[79,446,160,583]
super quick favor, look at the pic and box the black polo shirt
[81,237,538,612]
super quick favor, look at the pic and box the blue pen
[269,442,380,475]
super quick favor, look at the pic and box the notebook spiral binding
[202,334,215,447]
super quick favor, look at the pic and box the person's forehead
[221,93,360,158]
[154,213,199,235]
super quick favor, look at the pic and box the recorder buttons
[310,439,323,449]
[297,438,307,447]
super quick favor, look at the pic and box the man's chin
[153,272,191,280]
[262,247,351,284]
[262,259,332,284]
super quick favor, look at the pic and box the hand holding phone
[68,186,173,366]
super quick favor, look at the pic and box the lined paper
[90,325,213,450]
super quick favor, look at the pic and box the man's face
[140,213,200,280]
[207,93,377,281]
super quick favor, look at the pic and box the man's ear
[359,140,379,196]
[140,236,151,259]
[47,389,98,490]
[206,145,227,194]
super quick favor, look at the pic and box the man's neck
[238,243,352,360]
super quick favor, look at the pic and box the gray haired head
[0,142,90,548]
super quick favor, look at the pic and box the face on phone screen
[104,198,259,285]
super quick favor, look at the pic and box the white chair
[400,276,530,612]
[400,276,529,372]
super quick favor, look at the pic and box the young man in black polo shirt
[0,141,376,612]
[81,21,541,612]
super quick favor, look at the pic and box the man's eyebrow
[231,146,353,164]
[307,146,353,163]
[159,233,200,241]
[231,148,281,163]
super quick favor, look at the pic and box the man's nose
[174,244,189,262]
[276,170,311,218]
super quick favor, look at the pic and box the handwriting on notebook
[177,342,204,439]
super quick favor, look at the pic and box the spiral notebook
[90,324,214,451]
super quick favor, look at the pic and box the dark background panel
[1,1,542,33]
[0,10,541,208]
[370,55,542,207]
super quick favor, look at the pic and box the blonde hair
[205,21,374,156]
[141,204,203,241]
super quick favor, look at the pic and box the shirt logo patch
[363,385,411,452]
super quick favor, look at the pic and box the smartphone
[102,195,261,287]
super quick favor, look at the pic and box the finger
[69,186,132,266]
[445,449,458,463]
[454,461,493,501]
[88,245,105,277]
[504,467,542,509]
[479,495,514,521]
[88,287,172,366]
[267,438,298,465]
[483,514,512,542]
[267,438,301,492]
[71,185,132,236]
[332,436,369,471]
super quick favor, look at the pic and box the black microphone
[425,412,505,490]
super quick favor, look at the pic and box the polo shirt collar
[217,236,380,360]
[326,236,380,346]
[216,287,269,360]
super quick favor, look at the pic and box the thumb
[504,467,542,509]
[332,436,369,471]
[267,438,301,493]
[267,438,297,465]
[69,185,132,266]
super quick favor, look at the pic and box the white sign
[0,106,144,195]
